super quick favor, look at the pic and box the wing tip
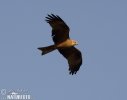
[45,13,63,22]
[69,71,77,75]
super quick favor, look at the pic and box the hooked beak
[75,41,78,45]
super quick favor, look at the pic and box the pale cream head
[71,40,78,46]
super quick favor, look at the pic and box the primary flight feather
[38,14,82,75]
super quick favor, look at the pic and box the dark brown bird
[38,14,82,75]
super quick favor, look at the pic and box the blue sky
[0,0,127,100]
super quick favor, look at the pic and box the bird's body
[38,39,77,55]
[57,39,78,48]
[38,14,82,75]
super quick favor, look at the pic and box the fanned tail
[38,45,57,55]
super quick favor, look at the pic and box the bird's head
[71,40,78,46]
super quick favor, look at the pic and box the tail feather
[38,45,56,55]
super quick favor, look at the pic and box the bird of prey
[38,14,82,75]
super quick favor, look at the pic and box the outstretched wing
[58,47,82,75]
[45,14,70,43]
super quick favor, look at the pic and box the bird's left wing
[58,47,82,75]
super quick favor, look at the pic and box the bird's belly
[57,40,72,48]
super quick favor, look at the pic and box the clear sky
[0,0,127,100]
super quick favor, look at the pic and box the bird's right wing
[45,14,70,44]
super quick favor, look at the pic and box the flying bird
[38,14,82,75]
